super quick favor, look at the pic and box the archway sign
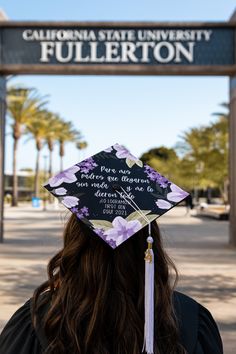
[0,16,236,246]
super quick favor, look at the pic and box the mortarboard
[44,143,188,249]
[44,143,189,354]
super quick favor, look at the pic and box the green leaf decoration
[146,214,159,222]
[135,159,143,167]
[126,210,151,221]
[89,219,113,230]
[126,158,136,168]
[139,214,159,226]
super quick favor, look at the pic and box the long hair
[33,214,186,354]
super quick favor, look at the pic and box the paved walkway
[0,205,235,353]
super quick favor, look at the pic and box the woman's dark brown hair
[33,214,186,354]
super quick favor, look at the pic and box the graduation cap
[44,143,189,354]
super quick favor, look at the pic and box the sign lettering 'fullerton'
[22,29,213,64]
[0,23,235,74]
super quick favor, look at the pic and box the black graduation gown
[0,291,223,354]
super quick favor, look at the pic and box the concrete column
[0,77,6,243]
[229,76,236,247]
[228,10,236,247]
[0,10,8,242]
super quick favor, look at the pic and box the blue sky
[2,1,235,173]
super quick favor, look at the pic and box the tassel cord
[112,185,155,354]
[143,236,154,354]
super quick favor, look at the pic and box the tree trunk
[48,144,53,203]
[34,148,41,198]
[12,138,18,206]
[60,141,64,172]
[47,139,53,178]
[49,148,53,178]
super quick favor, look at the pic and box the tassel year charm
[143,235,154,354]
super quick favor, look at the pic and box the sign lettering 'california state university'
[22,28,214,64]
[0,23,235,75]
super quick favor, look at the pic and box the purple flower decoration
[105,216,142,247]
[94,228,117,248]
[144,165,169,188]
[156,199,172,210]
[77,157,98,174]
[94,228,106,238]
[104,146,113,153]
[167,183,189,202]
[47,165,80,187]
[80,206,89,216]
[76,211,84,219]
[107,239,117,249]
[72,206,90,220]
[53,187,67,196]
[61,196,79,208]
[114,144,138,160]
[113,144,143,168]
[71,206,79,213]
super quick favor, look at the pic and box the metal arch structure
[0,10,236,245]
[0,21,236,76]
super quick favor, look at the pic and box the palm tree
[25,110,49,198]
[212,102,229,203]
[7,86,47,206]
[212,102,229,119]
[57,120,81,171]
[44,112,62,178]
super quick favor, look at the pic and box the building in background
[4,170,34,201]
